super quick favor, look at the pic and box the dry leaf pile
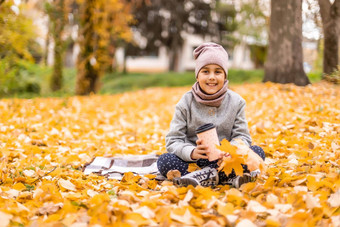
[0,82,339,226]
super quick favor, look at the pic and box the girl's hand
[217,152,231,166]
[191,139,209,160]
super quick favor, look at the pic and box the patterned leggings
[157,145,265,183]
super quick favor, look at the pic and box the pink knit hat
[194,42,229,78]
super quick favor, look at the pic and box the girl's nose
[208,73,216,80]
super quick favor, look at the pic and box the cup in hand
[196,123,222,161]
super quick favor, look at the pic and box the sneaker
[250,169,261,178]
[227,173,252,188]
[173,167,219,187]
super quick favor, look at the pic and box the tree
[0,0,42,95]
[213,1,239,52]
[129,0,232,72]
[0,1,37,62]
[318,0,340,75]
[44,0,69,91]
[237,0,269,68]
[263,0,310,86]
[75,0,133,95]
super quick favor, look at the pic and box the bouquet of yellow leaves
[217,139,266,176]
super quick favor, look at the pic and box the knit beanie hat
[194,42,229,78]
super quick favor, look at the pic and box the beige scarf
[191,80,229,107]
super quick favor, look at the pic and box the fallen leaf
[217,202,234,216]
[38,202,64,215]
[0,211,12,227]
[178,189,193,206]
[236,219,257,227]
[23,169,35,177]
[87,189,98,198]
[328,190,340,208]
[166,169,181,180]
[13,183,26,191]
[188,163,200,172]
[247,200,267,213]
[58,179,76,191]
[304,193,321,209]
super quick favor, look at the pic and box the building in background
[44,25,318,74]
[115,33,254,73]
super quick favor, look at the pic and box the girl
[157,42,265,188]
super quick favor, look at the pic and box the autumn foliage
[0,82,339,226]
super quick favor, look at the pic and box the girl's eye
[215,71,222,74]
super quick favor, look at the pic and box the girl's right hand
[191,139,209,160]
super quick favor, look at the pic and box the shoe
[173,167,219,187]
[227,173,252,188]
[250,169,261,178]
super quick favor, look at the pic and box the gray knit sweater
[165,89,252,162]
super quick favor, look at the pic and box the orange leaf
[166,170,181,180]
[13,183,26,191]
[217,139,246,176]
[187,163,200,172]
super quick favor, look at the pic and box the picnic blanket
[83,154,166,181]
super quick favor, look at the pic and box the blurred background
[0,0,339,98]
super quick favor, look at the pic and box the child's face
[197,64,226,94]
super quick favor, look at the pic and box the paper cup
[196,123,221,161]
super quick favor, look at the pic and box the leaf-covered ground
[0,82,339,227]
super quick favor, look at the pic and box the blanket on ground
[82,154,166,181]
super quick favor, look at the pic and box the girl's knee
[158,153,171,162]
[157,153,172,169]
[157,153,180,176]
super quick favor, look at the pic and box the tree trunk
[168,7,183,72]
[123,50,127,74]
[44,19,50,66]
[50,0,66,91]
[50,39,63,91]
[75,0,100,95]
[318,0,340,75]
[107,40,116,73]
[168,48,179,72]
[264,0,310,86]
[168,33,183,72]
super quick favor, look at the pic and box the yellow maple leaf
[187,163,200,172]
[217,202,234,216]
[144,174,156,179]
[147,179,157,190]
[217,139,246,176]
[13,183,26,191]
[121,172,140,184]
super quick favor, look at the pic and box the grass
[307,70,323,83]
[1,62,323,98]
[100,69,322,94]
[100,69,266,94]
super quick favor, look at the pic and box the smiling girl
[157,42,265,188]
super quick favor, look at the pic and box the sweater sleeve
[165,103,196,162]
[230,99,252,147]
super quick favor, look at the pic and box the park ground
[0,81,339,226]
